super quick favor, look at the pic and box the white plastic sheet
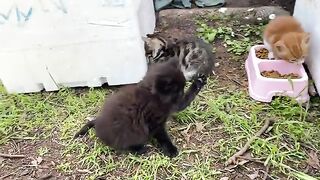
[0,0,155,93]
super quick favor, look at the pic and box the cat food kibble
[261,70,301,79]
[255,48,269,59]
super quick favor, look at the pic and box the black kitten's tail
[74,119,96,139]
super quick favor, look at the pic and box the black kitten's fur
[74,58,206,157]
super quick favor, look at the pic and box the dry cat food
[255,48,270,59]
[261,70,301,79]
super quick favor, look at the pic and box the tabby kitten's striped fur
[143,34,215,81]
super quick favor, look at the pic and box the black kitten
[74,58,206,157]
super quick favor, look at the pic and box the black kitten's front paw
[195,74,207,88]
[162,144,179,158]
[129,145,148,155]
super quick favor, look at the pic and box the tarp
[154,0,225,11]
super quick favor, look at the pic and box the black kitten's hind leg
[74,119,96,139]
[128,144,148,155]
[153,126,178,158]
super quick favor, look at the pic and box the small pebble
[247,8,254,12]
[218,8,227,13]
[269,14,276,20]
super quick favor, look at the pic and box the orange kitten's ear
[303,33,310,44]
[274,40,287,53]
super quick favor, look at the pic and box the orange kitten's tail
[74,119,96,139]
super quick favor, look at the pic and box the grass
[1,80,319,179]
[1,16,320,179]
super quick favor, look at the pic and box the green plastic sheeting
[154,0,225,11]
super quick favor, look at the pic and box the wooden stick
[39,174,53,180]
[225,75,245,87]
[0,153,26,158]
[225,118,272,166]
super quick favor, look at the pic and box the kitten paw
[162,144,179,158]
[195,74,207,87]
[129,145,148,155]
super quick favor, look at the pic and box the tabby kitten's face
[181,43,208,81]
[273,32,310,64]
[143,35,166,63]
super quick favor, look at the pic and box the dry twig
[225,118,272,166]
[0,153,25,158]
[225,75,245,87]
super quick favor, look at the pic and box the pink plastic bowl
[245,45,309,103]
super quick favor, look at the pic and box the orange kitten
[263,16,310,64]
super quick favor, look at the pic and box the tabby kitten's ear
[142,36,151,44]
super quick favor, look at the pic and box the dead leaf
[241,152,252,160]
[20,169,30,176]
[220,177,229,180]
[195,122,205,132]
[0,157,5,164]
[31,159,38,166]
[307,151,320,169]
[182,124,192,143]
[247,171,259,179]
[100,154,106,161]
[51,161,56,166]
[183,133,191,144]
[36,157,43,164]
[225,160,249,171]
[31,157,43,166]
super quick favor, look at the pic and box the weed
[196,20,265,56]
[37,146,49,156]
[57,162,73,173]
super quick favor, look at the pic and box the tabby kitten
[143,34,215,81]
[263,16,310,64]
[74,58,206,157]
